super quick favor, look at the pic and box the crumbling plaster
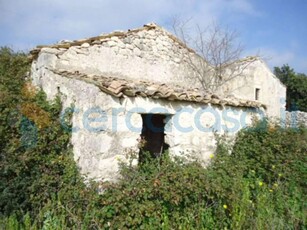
[30,24,284,181]
[31,24,285,118]
[31,66,261,181]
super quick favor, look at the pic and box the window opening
[255,88,260,100]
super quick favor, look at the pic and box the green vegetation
[0,48,306,229]
[98,122,306,229]
[274,64,307,112]
[0,47,100,228]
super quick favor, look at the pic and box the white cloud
[229,0,261,16]
[2,1,305,73]
[0,0,260,50]
[260,49,295,68]
[245,47,307,73]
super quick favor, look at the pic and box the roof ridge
[29,22,195,59]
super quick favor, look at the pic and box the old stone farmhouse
[29,23,286,181]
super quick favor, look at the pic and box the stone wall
[285,111,307,127]
[30,67,263,181]
[30,24,286,118]
[29,23,286,181]
[32,24,200,90]
[221,58,286,118]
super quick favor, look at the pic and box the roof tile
[51,69,266,109]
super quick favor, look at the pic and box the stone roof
[29,23,194,60]
[52,69,266,109]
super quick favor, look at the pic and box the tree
[274,64,307,112]
[171,19,257,92]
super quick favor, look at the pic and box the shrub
[208,120,307,229]
[0,47,101,228]
[1,47,306,229]
[95,121,306,229]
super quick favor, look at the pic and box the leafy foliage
[95,122,306,229]
[274,64,307,111]
[0,47,306,229]
[0,47,99,224]
[212,120,307,229]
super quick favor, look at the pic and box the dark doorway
[139,114,169,162]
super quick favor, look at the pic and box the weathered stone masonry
[30,23,199,89]
[30,23,285,181]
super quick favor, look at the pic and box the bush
[208,120,307,229]
[94,121,306,229]
[1,47,306,229]
[0,47,102,228]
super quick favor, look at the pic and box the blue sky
[1,0,306,73]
